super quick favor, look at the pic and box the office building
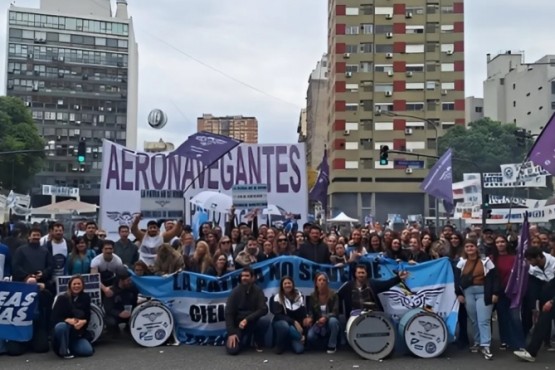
[303,54,329,170]
[5,0,138,205]
[483,51,555,134]
[327,1,465,222]
[197,114,258,143]
[465,96,483,124]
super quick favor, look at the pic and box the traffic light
[77,140,86,163]
[379,145,389,165]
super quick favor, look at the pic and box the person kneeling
[225,266,269,355]
[51,275,94,359]
[270,276,306,354]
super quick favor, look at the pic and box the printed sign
[0,281,39,341]
[482,172,546,188]
[42,185,80,197]
[140,190,184,219]
[232,184,268,209]
[131,256,458,346]
[452,178,482,204]
[394,160,425,169]
[55,273,102,306]
[99,140,308,240]
[500,162,549,183]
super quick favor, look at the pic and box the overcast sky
[1,0,554,148]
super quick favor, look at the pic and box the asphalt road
[1,335,553,370]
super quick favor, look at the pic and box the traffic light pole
[388,150,487,231]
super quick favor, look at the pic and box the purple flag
[309,150,329,211]
[528,112,555,175]
[171,132,241,167]
[505,214,530,309]
[420,148,453,205]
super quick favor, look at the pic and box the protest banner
[100,140,307,240]
[131,256,458,345]
[55,273,101,306]
[0,281,39,341]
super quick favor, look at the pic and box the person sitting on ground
[103,269,138,337]
[225,266,269,355]
[51,275,94,359]
[270,276,306,354]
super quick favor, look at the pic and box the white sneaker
[326,347,336,354]
[513,349,536,362]
[481,346,493,360]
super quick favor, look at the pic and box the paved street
[1,335,553,370]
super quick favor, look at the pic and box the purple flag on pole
[528,112,555,176]
[420,148,453,205]
[309,150,329,211]
[505,214,530,309]
[171,132,241,167]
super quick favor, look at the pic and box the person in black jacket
[224,266,269,355]
[340,264,408,319]
[270,276,306,354]
[51,275,94,359]
[297,225,330,264]
[103,269,138,336]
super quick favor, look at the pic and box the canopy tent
[31,199,98,215]
[326,212,359,223]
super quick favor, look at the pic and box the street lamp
[381,111,441,229]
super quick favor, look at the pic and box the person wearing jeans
[305,272,341,354]
[456,240,500,360]
[51,276,94,358]
[270,277,306,354]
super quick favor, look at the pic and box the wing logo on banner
[419,320,440,332]
[195,136,228,147]
[107,211,138,225]
[155,200,171,208]
[380,286,445,309]
[143,312,163,322]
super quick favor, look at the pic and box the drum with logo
[130,300,174,347]
[87,304,104,343]
[346,311,396,361]
[398,308,448,358]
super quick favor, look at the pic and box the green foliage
[0,96,45,191]
[438,118,552,199]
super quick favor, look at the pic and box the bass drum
[130,300,174,347]
[87,304,104,343]
[398,308,448,358]
[346,311,396,361]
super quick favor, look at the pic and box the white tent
[31,199,98,215]
[326,212,359,223]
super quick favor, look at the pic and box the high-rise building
[327,1,465,222]
[483,51,555,134]
[303,54,329,170]
[465,96,484,124]
[5,0,138,205]
[197,114,258,143]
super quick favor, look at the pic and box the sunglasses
[98,234,106,238]
[278,239,287,242]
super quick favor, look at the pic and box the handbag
[460,259,479,289]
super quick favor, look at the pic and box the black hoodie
[224,283,268,336]
[12,242,54,282]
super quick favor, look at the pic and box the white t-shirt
[50,239,68,277]
[91,253,123,273]
[139,234,164,266]
[39,235,50,247]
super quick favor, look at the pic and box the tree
[438,118,552,199]
[0,97,45,192]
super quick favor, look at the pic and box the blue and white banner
[131,255,458,345]
[0,281,39,341]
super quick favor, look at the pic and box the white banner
[232,184,268,209]
[99,140,308,239]
[482,172,546,188]
[42,185,80,198]
[500,162,549,183]
[452,178,482,204]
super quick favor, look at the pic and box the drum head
[347,312,396,361]
[87,304,104,343]
[130,301,174,347]
[402,311,448,358]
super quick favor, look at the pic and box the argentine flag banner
[0,281,39,341]
[368,255,459,338]
[131,256,458,345]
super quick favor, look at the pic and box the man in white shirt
[91,240,123,298]
[45,223,72,278]
[131,214,182,267]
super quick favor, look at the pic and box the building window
[360,62,373,72]
[406,64,425,72]
[440,25,454,33]
[361,24,373,34]
[360,4,373,15]
[406,44,425,53]
[475,107,483,113]
[442,102,455,111]
[551,102,555,110]
[513,101,516,107]
[406,26,425,34]
[346,44,358,53]
[346,25,359,35]
[346,103,358,111]
[441,6,454,13]
[375,44,393,53]
[441,63,455,72]
[346,64,359,73]
[427,4,439,14]
[374,25,393,34]
[406,103,425,111]
[426,22,438,33]
[551,81,555,94]
[360,43,373,53]
[375,64,393,72]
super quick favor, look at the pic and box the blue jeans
[273,320,304,354]
[496,293,525,349]
[53,323,94,357]
[307,317,340,349]
[463,285,493,347]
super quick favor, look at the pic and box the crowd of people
[0,211,554,363]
